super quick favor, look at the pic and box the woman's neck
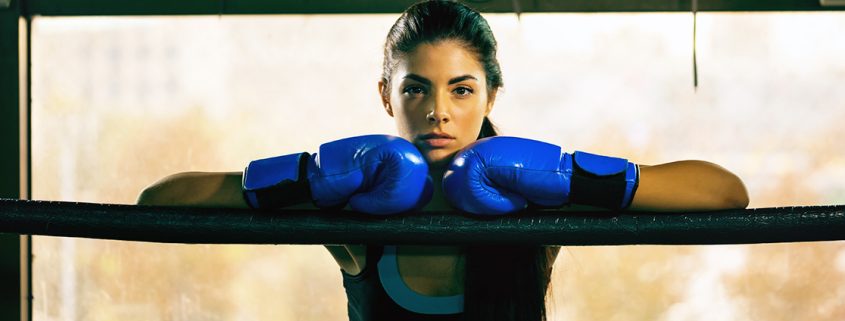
[424,166,451,211]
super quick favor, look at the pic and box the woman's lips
[418,133,455,148]
[422,137,454,148]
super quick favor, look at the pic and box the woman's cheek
[456,104,486,140]
[398,101,428,129]
[392,108,418,138]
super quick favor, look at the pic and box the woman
[138,1,749,320]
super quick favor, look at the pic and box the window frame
[3,1,845,321]
[19,0,845,16]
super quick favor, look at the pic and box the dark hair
[381,0,503,99]
[382,1,556,320]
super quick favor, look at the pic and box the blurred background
[30,11,845,321]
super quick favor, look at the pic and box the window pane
[32,12,845,321]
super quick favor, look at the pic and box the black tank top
[341,245,464,321]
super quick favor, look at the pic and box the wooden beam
[1,199,844,246]
[23,0,845,16]
[0,0,25,320]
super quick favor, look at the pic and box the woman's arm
[137,172,249,208]
[628,160,749,211]
[138,172,361,272]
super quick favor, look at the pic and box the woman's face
[379,40,496,169]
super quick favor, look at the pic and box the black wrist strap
[569,159,630,210]
[247,153,313,209]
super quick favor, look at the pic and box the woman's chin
[423,149,458,169]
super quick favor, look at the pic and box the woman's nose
[427,93,451,124]
[426,111,449,124]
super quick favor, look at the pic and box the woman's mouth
[418,132,455,148]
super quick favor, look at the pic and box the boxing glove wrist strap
[568,151,640,210]
[242,152,313,209]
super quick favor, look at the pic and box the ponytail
[477,116,499,139]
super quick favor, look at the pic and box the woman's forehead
[397,41,484,81]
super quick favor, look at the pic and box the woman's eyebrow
[403,73,477,85]
[448,75,477,84]
[403,74,431,85]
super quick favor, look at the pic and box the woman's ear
[378,80,394,117]
[484,88,498,116]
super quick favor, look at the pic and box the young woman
[138,1,749,320]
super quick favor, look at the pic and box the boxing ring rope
[1,198,843,245]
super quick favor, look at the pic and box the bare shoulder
[324,245,368,275]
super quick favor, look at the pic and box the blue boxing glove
[242,135,432,215]
[443,136,639,215]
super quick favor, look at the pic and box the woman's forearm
[136,160,749,212]
[628,160,749,211]
[137,171,249,208]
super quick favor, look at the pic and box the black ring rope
[1,199,843,246]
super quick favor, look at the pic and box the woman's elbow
[137,184,167,205]
[136,173,189,206]
[711,164,750,209]
[731,178,750,208]
[723,179,750,209]
[669,160,750,210]
[136,187,153,205]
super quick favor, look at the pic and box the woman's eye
[454,87,473,97]
[403,86,426,96]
